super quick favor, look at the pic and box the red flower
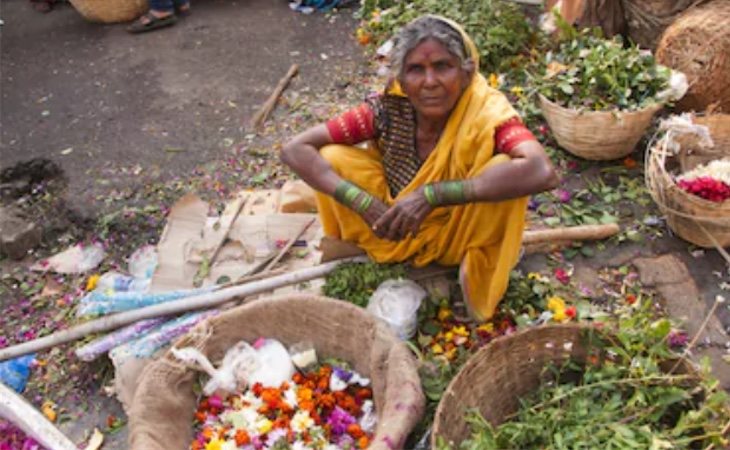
[678,177,730,202]
[626,294,637,305]
[554,268,570,285]
[565,306,577,319]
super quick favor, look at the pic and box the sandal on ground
[127,12,178,34]
[176,3,191,17]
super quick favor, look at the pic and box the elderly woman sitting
[281,15,558,321]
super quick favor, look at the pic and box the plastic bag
[367,279,426,340]
[128,245,158,280]
[173,341,259,396]
[248,339,295,388]
[0,354,35,393]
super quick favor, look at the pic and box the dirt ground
[2,1,730,449]
[1,0,364,217]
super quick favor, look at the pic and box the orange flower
[317,392,336,410]
[299,399,315,413]
[626,294,637,305]
[195,410,207,423]
[292,372,304,384]
[234,430,251,446]
[252,383,264,396]
[623,157,637,169]
[356,388,372,400]
[297,387,313,402]
[357,436,370,449]
[347,423,365,439]
[273,416,291,429]
[191,440,203,450]
[202,427,214,440]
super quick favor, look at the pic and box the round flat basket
[539,94,662,160]
[431,324,696,448]
[128,294,425,450]
[646,114,730,248]
[656,0,730,113]
[69,0,147,23]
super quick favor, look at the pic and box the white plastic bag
[172,340,259,396]
[248,339,295,388]
[367,279,426,340]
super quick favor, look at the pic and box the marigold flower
[202,427,214,440]
[488,73,500,88]
[297,387,313,402]
[204,438,222,450]
[623,157,637,169]
[195,410,207,423]
[256,418,273,434]
[356,388,372,400]
[191,440,203,450]
[452,326,469,337]
[444,331,454,342]
[553,308,567,322]
[347,423,365,439]
[477,323,494,333]
[357,436,370,449]
[547,296,566,312]
[437,307,452,322]
[431,343,444,354]
[626,294,637,305]
[234,430,250,446]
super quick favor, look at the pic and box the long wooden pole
[0,256,367,362]
[523,223,620,244]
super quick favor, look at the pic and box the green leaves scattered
[322,261,406,307]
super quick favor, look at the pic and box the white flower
[678,159,730,185]
[284,386,299,407]
[329,373,348,392]
[221,441,238,450]
[291,410,315,433]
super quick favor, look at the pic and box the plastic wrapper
[109,310,219,360]
[0,354,35,393]
[75,318,167,362]
[76,286,214,317]
[172,341,259,396]
[367,279,426,340]
[128,245,158,279]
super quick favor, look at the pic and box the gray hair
[390,16,472,79]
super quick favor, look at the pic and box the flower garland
[191,364,375,450]
[677,159,730,202]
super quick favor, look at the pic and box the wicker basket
[539,94,663,160]
[656,0,730,113]
[431,324,696,447]
[129,294,425,450]
[69,0,148,23]
[646,114,730,248]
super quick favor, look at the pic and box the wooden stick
[0,382,77,450]
[249,64,299,129]
[522,223,620,245]
[0,256,368,362]
[264,217,316,272]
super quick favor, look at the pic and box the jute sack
[128,294,425,450]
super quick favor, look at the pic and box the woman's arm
[280,124,340,195]
[280,124,389,227]
[468,140,559,201]
[373,141,559,240]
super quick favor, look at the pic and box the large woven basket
[646,114,730,248]
[432,324,696,447]
[128,295,425,450]
[656,0,730,113]
[539,94,663,160]
[69,0,147,23]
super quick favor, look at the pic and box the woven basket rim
[431,323,700,447]
[539,93,664,117]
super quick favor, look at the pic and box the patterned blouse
[326,95,536,197]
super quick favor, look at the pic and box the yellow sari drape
[315,17,528,320]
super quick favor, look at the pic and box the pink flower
[678,177,730,202]
[554,268,570,285]
[555,189,572,203]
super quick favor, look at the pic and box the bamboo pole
[0,256,367,362]
[249,64,299,129]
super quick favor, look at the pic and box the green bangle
[334,180,362,208]
[424,184,438,207]
[356,193,373,214]
[441,180,466,204]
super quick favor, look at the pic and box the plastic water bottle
[96,272,150,292]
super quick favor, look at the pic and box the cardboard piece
[279,180,318,213]
[150,194,208,292]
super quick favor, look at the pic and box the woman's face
[400,38,471,122]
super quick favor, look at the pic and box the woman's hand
[360,196,390,229]
[373,187,433,241]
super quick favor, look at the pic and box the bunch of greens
[360,0,533,74]
[322,261,406,307]
[436,300,730,450]
[538,28,671,111]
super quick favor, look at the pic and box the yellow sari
[316,17,528,320]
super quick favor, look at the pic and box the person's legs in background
[128,0,186,33]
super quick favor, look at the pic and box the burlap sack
[128,294,425,450]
